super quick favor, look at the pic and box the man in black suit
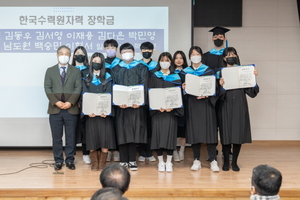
[44,45,82,170]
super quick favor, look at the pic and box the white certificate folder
[112,84,145,106]
[149,87,183,110]
[185,74,216,96]
[82,93,112,115]
[221,64,256,90]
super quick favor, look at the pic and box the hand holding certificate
[82,93,112,116]
[149,87,183,110]
[185,74,216,97]
[221,64,257,90]
[113,84,145,107]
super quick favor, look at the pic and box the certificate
[149,87,183,110]
[82,93,112,115]
[222,64,256,90]
[113,84,144,106]
[185,74,216,96]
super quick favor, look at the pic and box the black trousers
[119,143,137,162]
[192,143,217,161]
[49,109,77,163]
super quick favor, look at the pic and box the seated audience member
[250,164,282,200]
[100,163,131,194]
[90,187,128,200]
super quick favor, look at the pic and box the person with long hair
[71,46,91,164]
[150,52,183,172]
[172,51,188,162]
[181,46,220,172]
[82,52,116,171]
[218,47,259,171]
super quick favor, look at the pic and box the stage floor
[0,141,299,199]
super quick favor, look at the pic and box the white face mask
[58,55,70,65]
[122,52,133,61]
[160,62,171,70]
[190,55,202,64]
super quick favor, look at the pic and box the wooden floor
[0,141,299,200]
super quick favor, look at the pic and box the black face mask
[75,55,86,63]
[213,39,224,47]
[142,52,152,59]
[226,57,237,65]
[92,62,101,70]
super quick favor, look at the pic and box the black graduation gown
[82,75,116,150]
[202,52,223,72]
[111,61,149,145]
[218,84,259,145]
[76,66,89,144]
[149,74,184,150]
[182,67,218,144]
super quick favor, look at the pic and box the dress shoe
[66,162,76,170]
[54,163,63,170]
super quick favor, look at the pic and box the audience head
[100,163,131,194]
[90,187,128,200]
[251,164,282,196]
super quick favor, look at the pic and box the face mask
[214,39,224,47]
[122,52,133,61]
[58,55,69,65]
[190,55,202,64]
[226,57,237,65]
[92,62,101,70]
[106,49,116,57]
[142,52,152,59]
[75,55,85,63]
[160,62,170,70]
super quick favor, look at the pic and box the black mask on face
[226,57,237,65]
[142,52,152,59]
[213,39,224,47]
[92,62,101,70]
[75,55,86,63]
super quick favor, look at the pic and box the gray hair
[57,45,71,54]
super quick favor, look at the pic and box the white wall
[194,0,300,140]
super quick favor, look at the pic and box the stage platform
[0,141,299,200]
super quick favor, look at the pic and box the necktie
[61,67,66,84]
[61,67,66,102]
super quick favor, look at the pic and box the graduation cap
[209,26,230,36]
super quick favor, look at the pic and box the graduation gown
[111,60,149,145]
[202,48,225,77]
[181,64,218,144]
[218,72,259,145]
[82,73,116,150]
[149,71,184,150]
[75,65,89,144]
[105,57,121,74]
[175,69,186,137]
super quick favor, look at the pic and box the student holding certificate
[218,47,259,171]
[82,52,116,171]
[149,52,183,172]
[110,43,149,171]
[172,51,188,162]
[71,46,91,165]
[181,46,220,172]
